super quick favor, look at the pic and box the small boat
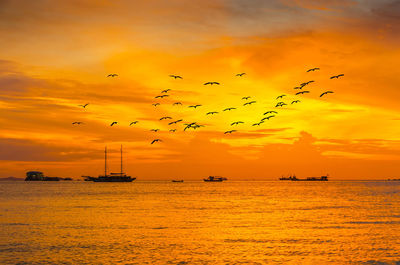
[172,180,184,183]
[204,176,227,182]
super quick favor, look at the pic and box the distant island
[25,171,72,181]
[0,177,24,181]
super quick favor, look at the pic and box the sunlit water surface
[0,181,399,265]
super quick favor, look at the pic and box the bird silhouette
[155,95,169,99]
[188,104,201,108]
[242,96,251,100]
[294,86,302,90]
[276,95,286,99]
[173,102,182,106]
[152,103,160,107]
[295,91,310,95]
[107,74,118,77]
[161,89,171,93]
[129,121,139,126]
[291,100,300,104]
[204,82,220,85]
[192,124,205,130]
[168,119,183,125]
[330,74,344,79]
[110,122,118,126]
[236,73,246,77]
[252,122,263,126]
[223,107,236,111]
[275,102,287,107]
[243,101,256,106]
[224,130,237,134]
[320,91,334,97]
[263,111,278,115]
[78,103,89,108]
[183,122,198,131]
[206,111,219,115]
[72,122,83,125]
[151,139,162,144]
[169,75,183,79]
[160,116,172,120]
[231,121,244,126]
[262,115,275,121]
[169,129,177,132]
[307,68,320,72]
[150,129,160,132]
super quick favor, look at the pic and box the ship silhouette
[85,146,135,182]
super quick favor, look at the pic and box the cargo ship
[279,175,329,181]
[204,176,227,182]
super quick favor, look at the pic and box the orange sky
[1,0,400,180]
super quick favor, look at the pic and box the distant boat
[279,174,329,181]
[204,176,227,182]
[172,180,184,183]
[90,146,136,182]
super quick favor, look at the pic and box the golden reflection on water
[0,181,399,264]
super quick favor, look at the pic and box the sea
[0,181,399,265]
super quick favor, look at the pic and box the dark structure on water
[83,146,135,182]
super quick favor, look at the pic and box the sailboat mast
[104,146,107,177]
[120,144,123,174]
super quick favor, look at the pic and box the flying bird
[110,122,118,126]
[169,129,177,132]
[291,100,300,104]
[276,95,286,99]
[204,82,220,85]
[307,68,320,72]
[169,75,182,79]
[173,102,182,106]
[264,111,278,115]
[192,124,205,130]
[295,91,310,95]
[188,104,201,108]
[152,103,160,107]
[155,95,169,99]
[183,122,198,131]
[72,122,83,125]
[223,107,236,111]
[294,86,302,90]
[151,139,162,144]
[224,130,237,134]
[231,121,244,126]
[129,121,139,126]
[262,115,275,121]
[275,102,287,107]
[160,116,172,120]
[252,122,263,126]
[107,74,118,77]
[320,91,334,97]
[206,111,219,115]
[330,74,344,79]
[243,101,256,106]
[78,103,89,108]
[150,129,160,132]
[242,96,251,100]
[168,119,183,125]
[236,73,246,77]
[161,89,171,93]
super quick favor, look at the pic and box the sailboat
[92,145,136,182]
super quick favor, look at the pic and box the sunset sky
[1,0,400,180]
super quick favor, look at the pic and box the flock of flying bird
[72,69,343,145]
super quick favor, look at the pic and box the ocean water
[0,181,399,265]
